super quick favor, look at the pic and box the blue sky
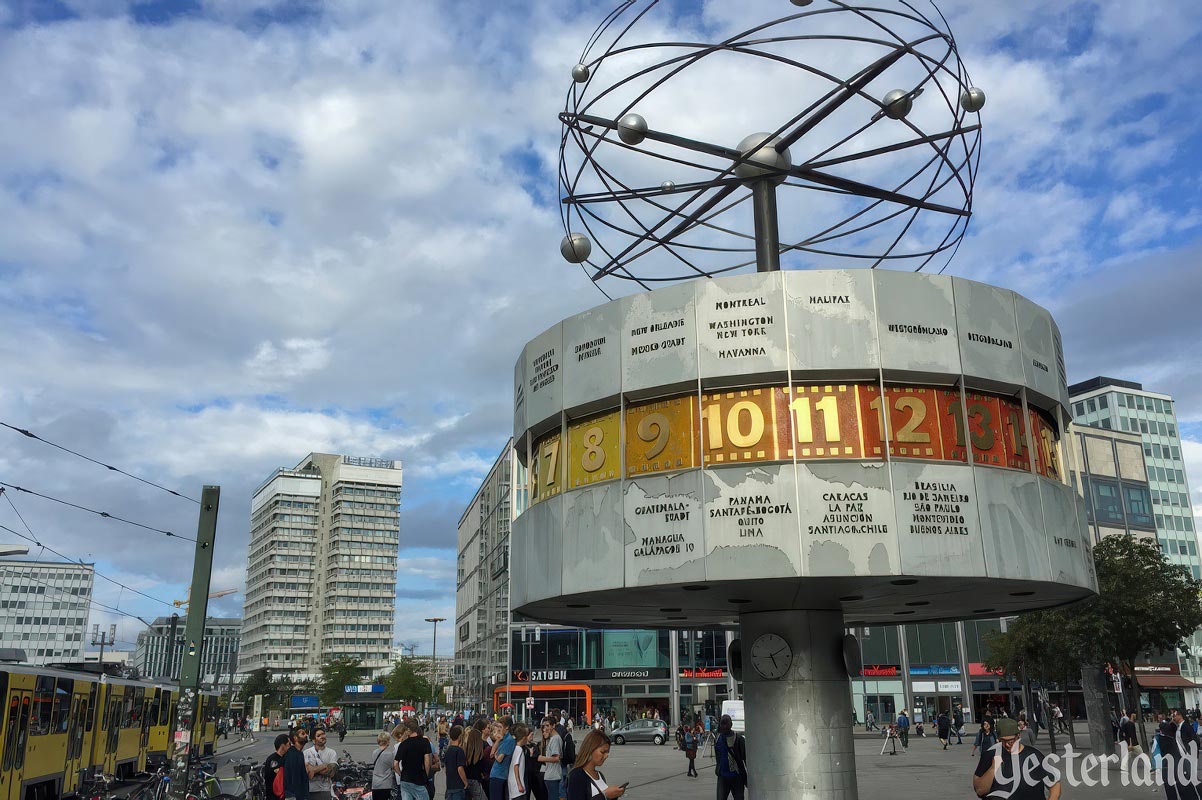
[0,0,1201,655]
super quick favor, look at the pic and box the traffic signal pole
[168,486,220,800]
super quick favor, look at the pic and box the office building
[135,616,241,684]
[1067,424,1158,545]
[1069,377,1198,576]
[455,440,527,709]
[0,559,93,666]
[240,453,403,679]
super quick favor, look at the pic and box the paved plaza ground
[206,723,1167,799]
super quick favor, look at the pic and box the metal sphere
[882,89,912,119]
[661,181,676,192]
[617,113,648,145]
[560,232,593,263]
[961,86,986,113]
[789,0,814,5]
[734,133,792,184]
[571,64,590,83]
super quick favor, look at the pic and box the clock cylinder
[739,609,856,799]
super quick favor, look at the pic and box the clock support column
[739,609,858,800]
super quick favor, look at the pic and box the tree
[320,657,365,706]
[239,667,274,706]
[986,535,1202,750]
[1092,535,1202,746]
[383,656,433,703]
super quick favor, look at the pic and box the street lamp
[425,618,446,709]
[0,544,31,557]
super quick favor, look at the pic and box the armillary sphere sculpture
[510,3,1095,800]
[558,0,984,295]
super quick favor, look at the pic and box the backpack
[561,731,576,767]
[524,744,541,786]
[683,731,696,749]
[272,762,285,799]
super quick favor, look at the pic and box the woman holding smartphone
[565,730,626,800]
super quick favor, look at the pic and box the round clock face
[750,633,793,680]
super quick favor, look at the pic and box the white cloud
[2,0,1202,649]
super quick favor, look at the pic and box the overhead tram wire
[0,421,200,504]
[0,481,196,543]
[0,513,177,611]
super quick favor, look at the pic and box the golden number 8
[581,426,605,473]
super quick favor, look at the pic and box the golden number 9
[637,412,670,459]
[581,426,605,473]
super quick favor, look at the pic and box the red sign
[861,664,900,677]
[680,667,725,679]
[968,662,1002,676]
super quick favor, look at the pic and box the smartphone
[620,782,630,789]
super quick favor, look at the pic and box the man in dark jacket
[715,715,748,800]
[283,728,310,799]
[264,734,291,800]
[937,711,952,749]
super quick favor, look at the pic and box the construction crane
[173,587,237,609]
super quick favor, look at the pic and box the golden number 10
[702,401,766,449]
[790,395,839,443]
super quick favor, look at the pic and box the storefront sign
[680,667,725,679]
[861,664,901,677]
[910,665,960,676]
[937,681,962,693]
[968,662,1002,676]
[344,684,385,694]
[512,670,569,682]
[913,681,937,692]
[509,667,672,682]
[291,695,320,709]
[1134,664,1180,674]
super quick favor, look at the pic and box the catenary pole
[167,486,219,800]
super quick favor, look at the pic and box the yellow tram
[0,665,219,800]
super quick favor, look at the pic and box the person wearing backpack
[714,714,748,800]
[265,734,291,800]
[682,726,698,777]
[509,723,533,800]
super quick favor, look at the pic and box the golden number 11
[790,395,839,443]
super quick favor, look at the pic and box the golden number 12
[869,395,930,443]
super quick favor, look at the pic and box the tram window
[31,676,54,736]
[53,679,72,733]
[85,683,98,732]
[2,696,18,771]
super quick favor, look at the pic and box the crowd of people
[260,710,751,800]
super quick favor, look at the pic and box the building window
[1099,396,1108,409]
[1090,480,1125,526]
[1123,485,1153,529]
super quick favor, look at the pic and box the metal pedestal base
[740,609,858,800]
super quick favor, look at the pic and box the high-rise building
[240,453,402,679]
[1067,424,1158,545]
[135,616,241,684]
[0,559,93,665]
[455,440,526,708]
[1069,377,1201,699]
[1068,377,1198,577]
